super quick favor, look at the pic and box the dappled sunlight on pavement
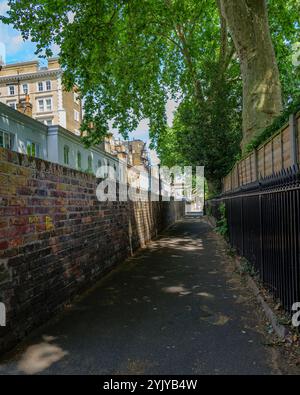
[18,337,68,375]
[0,218,277,375]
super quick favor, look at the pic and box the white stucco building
[0,102,124,181]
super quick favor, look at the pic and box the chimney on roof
[17,94,33,118]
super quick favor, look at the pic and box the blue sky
[0,0,177,161]
[0,1,39,64]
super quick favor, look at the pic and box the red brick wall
[0,148,184,353]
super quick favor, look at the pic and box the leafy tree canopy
[268,0,300,102]
[1,0,299,193]
[157,70,242,194]
[1,0,221,144]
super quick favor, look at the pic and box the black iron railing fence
[207,165,300,313]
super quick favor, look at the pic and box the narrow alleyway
[0,219,278,375]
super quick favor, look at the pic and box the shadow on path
[0,219,276,375]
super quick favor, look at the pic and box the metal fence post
[237,162,240,188]
[254,149,259,181]
[290,113,298,166]
[259,192,264,281]
[241,196,244,256]
[207,168,300,313]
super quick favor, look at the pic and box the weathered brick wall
[0,148,184,353]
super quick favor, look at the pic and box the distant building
[0,57,151,189]
[101,134,149,167]
[125,140,150,191]
[0,58,82,134]
[0,102,123,181]
[100,134,150,190]
[126,139,149,168]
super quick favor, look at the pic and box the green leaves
[244,96,300,154]
[268,0,300,102]
[1,0,299,191]
[158,64,242,194]
[0,0,218,145]
[216,202,228,237]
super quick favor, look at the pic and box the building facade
[0,58,82,134]
[0,102,123,181]
[101,134,149,168]
[101,134,150,190]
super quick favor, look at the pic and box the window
[26,141,40,157]
[97,159,102,169]
[64,145,70,165]
[74,110,80,122]
[46,98,52,111]
[38,82,44,92]
[8,85,15,95]
[22,84,29,95]
[38,99,45,112]
[46,80,51,91]
[37,81,51,92]
[87,155,93,172]
[77,151,82,170]
[37,97,52,112]
[7,101,17,110]
[0,131,14,149]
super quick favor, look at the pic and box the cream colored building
[101,134,149,168]
[100,134,150,190]
[0,58,82,134]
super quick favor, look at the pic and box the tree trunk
[207,178,222,197]
[220,0,283,149]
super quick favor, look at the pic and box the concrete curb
[204,216,292,342]
[242,267,291,341]
[204,215,217,228]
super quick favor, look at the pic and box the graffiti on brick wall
[0,148,186,351]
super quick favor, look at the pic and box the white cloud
[0,16,38,63]
[0,1,9,16]
[0,30,25,55]
[11,34,24,48]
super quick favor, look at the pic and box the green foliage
[268,0,300,104]
[215,202,228,237]
[241,0,300,154]
[205,179,218,200]
[158,71,242,193]
[226,247,236,258]
[150,1,299,193]
[244,96,300,154]
[205,203,212,217]
[1,0,299,190]
[0,0,220,144]
[239,258,257,278]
